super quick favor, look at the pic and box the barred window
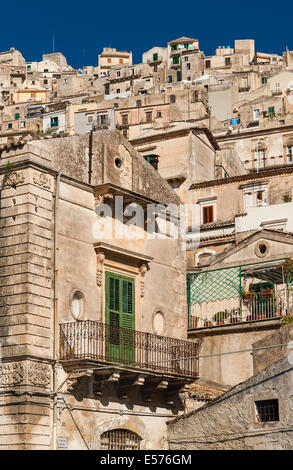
[100,429,141,450]
[255,399,279,422]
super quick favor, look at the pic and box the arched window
[100,429,141,450]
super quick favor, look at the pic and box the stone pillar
[0,146,54,449]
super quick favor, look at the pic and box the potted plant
[213,311,227,325]
[256,312,267,320]
[242,291,256,303]
[260,287,274,297]
[229,311,240,323]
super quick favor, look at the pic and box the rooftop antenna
[53,32,55,53]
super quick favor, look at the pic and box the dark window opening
[122,114,128,125]
[202,205,214,224]
[145,111,152,123]
[101,429,141,450]
[144,154,159,170]
[50,116,58,128]
[115,158,122,168]
[255,399,279,422]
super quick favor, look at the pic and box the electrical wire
[146,341,292,365]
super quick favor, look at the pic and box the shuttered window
[105,272,135,363]
[202,206,214,224]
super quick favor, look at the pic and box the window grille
[100,429,141,450]
[255,399,279,422]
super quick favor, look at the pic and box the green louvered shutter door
[106,273,121,362]
[121,279,135,363]
[105,272,135,364]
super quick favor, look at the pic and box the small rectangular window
[203,206,214,224]
[225,57,231,66]
[255,399,279,422]
[205,60,211,68]
[145,111,152,123]
[50,116,59,128]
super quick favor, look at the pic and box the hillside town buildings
[1,36,293,450]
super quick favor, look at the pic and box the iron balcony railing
[60,320,200,378]
[188,292,288,330]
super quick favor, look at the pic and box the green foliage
[213,311,228,322]
[281,315,293,324]
[282,193,292,203]
[5,161,14,175]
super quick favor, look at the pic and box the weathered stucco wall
[168,357,293,450]
[189,322,282,388]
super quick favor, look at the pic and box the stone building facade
[167,355,293,450]
[0,130,200,449]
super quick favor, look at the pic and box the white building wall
[235,202,293,233]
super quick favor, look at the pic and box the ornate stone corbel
[138,263,149,298]
[67,369,94,392]
[33,171,51,189]
[94,193,114,206]
[96,252,105,287]
[3,170,25,187]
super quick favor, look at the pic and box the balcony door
[105,271,135,364]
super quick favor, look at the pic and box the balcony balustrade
[60,320,200,379]
[188,288,291,330]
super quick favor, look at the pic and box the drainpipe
[88,129,93,184]
[52,172,60,450]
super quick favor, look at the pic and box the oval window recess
[153,311,164,336]
[255,241,270,258]
[71,291,84,320]
[115,158,122,168]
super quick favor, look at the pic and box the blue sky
[1,0,293,69]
